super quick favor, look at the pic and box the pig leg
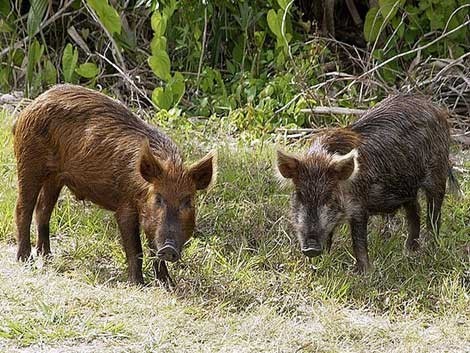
[115,207,144,284]
[325,230,335,252]
[15,173,44,261]
[350,214,370,273]
[34,176,63,256]
[403,199,421,251]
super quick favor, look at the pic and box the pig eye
[179,196,192,210]
[155,193,165,207]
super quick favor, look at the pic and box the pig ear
[188,150,217,190]
[331,149,359,181]
[276,150,300,179]
[138,138,165,183]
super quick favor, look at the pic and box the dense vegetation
[1,0,469,132]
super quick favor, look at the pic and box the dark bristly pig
[276,95,459,273]
[13,84,216,285]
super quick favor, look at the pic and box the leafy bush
[364,0,469,82]
[0,0,468,131]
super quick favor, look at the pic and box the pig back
[350,95,450,204]
[15,84,182,210]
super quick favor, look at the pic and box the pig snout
[157,240,180,262]
[301,238,323,258]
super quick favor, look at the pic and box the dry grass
[0,245,468,353]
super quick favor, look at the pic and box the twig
[67,26,91,54]
[82,1,127,72]
[300,106,366,115]
[274,92,303,114]
[357,6,470,81]
[367,0,402,69]
[95,52,157,109]
[281,0,296,62]
[0,0,75,57]
[276,127,320,140]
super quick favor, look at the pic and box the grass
[0,108,469,352]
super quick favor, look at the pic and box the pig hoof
[36,248,52,258]
[354,262,372,275]
[406,239,420,252]
[128,274,145,286]
[16,250,32,262]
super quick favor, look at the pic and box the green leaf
[254,31,266,48]
[275,50,286,66]
[151,11,167,37]
[150,36,167,55]
[25,40,43,95]
[378,0,403,20]
[27,39,43,88]
[267,9,282,39]
[75,63,100,79]
[0,19,14,33]
[277,0,289,10]
[62,43,78,83]
[167,72,185,104]
[27,0,48,38]
[0,1,11,17]
[29,40,43,66]
[87,0,121,34]
[364,7,384,42]
[152,87,172,110]
[162,0,177,18]
[391,16,405,38]
[43,59,57,85]
[148,50,171,81]
[0,66,11,90]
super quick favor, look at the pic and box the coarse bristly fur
[276,94,455,273]
[13,84,216,285]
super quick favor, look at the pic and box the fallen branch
[300,106,366,115]
[276,128,319,133]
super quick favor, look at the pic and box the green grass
[0,108,469,352]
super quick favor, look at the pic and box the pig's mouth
[156,240,181,262]
[301,238,323,258]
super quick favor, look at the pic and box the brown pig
[276,95,458,273]
[13,84,216,285]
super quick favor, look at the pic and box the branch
[300,106,366,115]
[359,6,470,80]
[95,52,157,109]
[82,1,127,72]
